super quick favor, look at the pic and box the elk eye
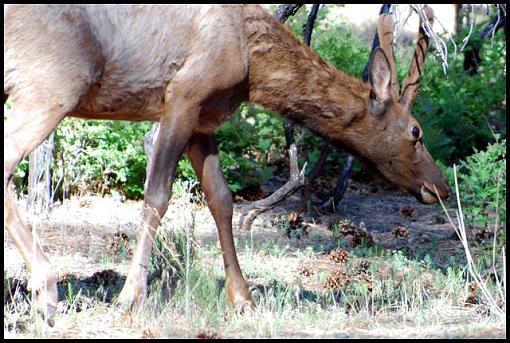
[411,126,420,140]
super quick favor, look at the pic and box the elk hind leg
[117,103,200,314]
[187,132,254,311]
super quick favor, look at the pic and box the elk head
[341,7,450,204]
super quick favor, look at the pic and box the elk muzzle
[420,179,450,204]
[413,147,450,204]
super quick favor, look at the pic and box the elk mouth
[419,181,448,204]
[420,185,439,204]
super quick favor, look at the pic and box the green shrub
[53,118,152,199]
[311,17,370,77]
[413,24,506,164]
[12,158,29,195]
[453,136,506,233]
[216,104,284,193]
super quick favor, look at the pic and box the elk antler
[377,14,399,100]
[399,6,434,111]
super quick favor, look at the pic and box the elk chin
[420,179,450,204]
[419,185,439,204]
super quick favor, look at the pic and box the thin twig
[409,4,454,75]
[460,4,475,51]
[489,5,505,47]
[393,5,412,43]
[491,168,505,302]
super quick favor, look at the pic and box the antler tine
[377,13,399,100]
[399,6,434,111]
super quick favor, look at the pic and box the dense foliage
[413,25,506,165]
[52,119,152,199]
[455,136,505,233]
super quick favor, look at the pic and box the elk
[4,4,449,324]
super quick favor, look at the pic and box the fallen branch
[238,144,307,231]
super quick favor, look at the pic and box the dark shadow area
[248,279,351,308]
[4,269,127,316]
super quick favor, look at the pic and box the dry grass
[4,180,506,338]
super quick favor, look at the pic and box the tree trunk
[455,4,463,35]
[28,132,54,216]
[302,4,320,45]
[275,4,303,22]
[463,4,506,75]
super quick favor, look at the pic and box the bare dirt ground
[4,174,506,338]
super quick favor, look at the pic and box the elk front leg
[4,104,78,326]
[4,187,58,325]
[187,133,254,311]
[117,101,199,313]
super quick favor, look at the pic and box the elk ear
[368,47,392,116]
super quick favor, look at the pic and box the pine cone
[59,271,73,284]
[196,329,221,339]
[325,269,351,289]
[108,232,133,256]
[273,212,307,239]
[352,229,374,247]
[338,219,357,230]
[352,272,374,292]
[465,281,479,305]
[465,293,478,305]
[391,225,410,239]
[79,198,92,208]
[142,329,155,339]
[288,212,303,226]
[330,220,374,247]
[354,260,371,275]
[297,265,315,277]
[328,249,349,263]
[364,274,374,292]
[398,204,416,218]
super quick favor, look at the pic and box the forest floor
[4,171,506,338]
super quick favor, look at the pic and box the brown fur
[4,5,449,324]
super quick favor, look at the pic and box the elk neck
[244,5,371,146]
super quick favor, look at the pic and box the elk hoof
[227,280,255,315]
[28,268,58,327]
[41,306,56,327]
[116,292,137,313]
[34,297,57,327]
[116,281,146,317]
[234,299,256,315]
